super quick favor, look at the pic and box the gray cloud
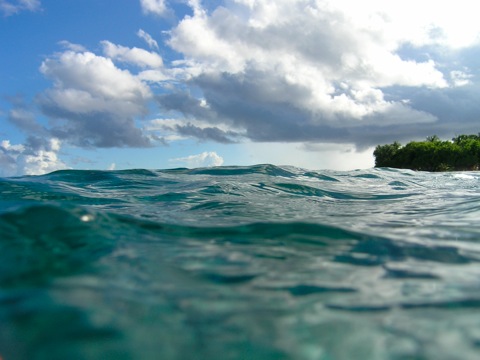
[8,107,45,134]
[174,123,240,144]
[158,92,216,121]
[39,99,151,148]
[0,145,19,176]
[158,69,440,147]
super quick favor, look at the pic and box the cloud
[7,107,44,134]
[148,114,245,144]
[58,40,87,52]
[137,69,169,83]
[40,51,151,103]
[0,0,40,16]
[450,70,472,87]
[173,123,241,144]
[0,137,67,177]
[0,140,23,176]
[101,41,163,68]
[137,29,159,50]
[152,0,480,147]
[169,151,224,168]
[243,141,374,170]
[38,49,152,147]
[157,71,436,147]
[5,0,480,175]
[139,0,167,16]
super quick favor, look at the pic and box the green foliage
[426,135,440,143]
[374,134,480,171]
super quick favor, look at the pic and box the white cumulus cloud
[139,0,167,16]
[102,41,164,68]
[38,49,152,147]
[137,29,159,50]
[0,0,40,16]
[170,151,224,168]
[0,138,67,177]
[40,50,151,106]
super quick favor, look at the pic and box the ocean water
[1,164,480,360]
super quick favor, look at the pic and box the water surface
[1,165,480,359]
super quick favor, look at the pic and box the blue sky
[1,0,480,176]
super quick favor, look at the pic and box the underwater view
[1,164,480,359]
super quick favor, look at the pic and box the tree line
[373,134,480,171]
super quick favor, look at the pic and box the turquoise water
[1,165,480,359]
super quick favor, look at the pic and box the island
[374,134,480,171]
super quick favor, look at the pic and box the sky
[1,0,480,176]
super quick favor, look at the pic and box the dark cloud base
[157,71,480,149]
[39,101,151,148]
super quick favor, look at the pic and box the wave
[2,165,480,359]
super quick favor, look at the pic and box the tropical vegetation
[373,134,480,171]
